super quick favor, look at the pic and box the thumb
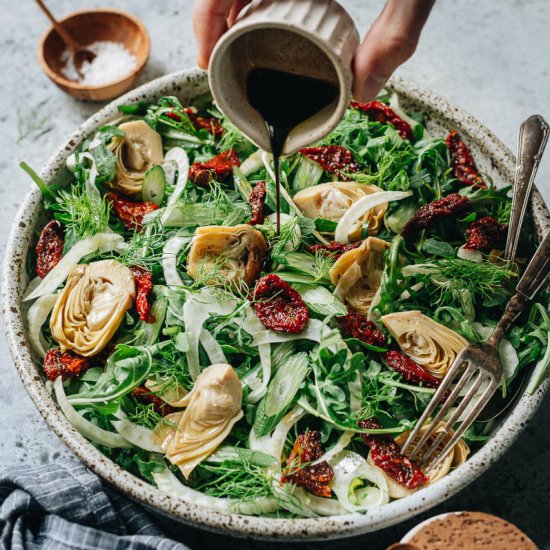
[353,0,435,102]
[193,0,238,69]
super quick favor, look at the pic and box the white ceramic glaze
[208,0,359,154]
[2,68,549,541]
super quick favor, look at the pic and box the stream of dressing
[246,68,338,233]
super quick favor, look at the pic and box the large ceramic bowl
[2,68,549,541]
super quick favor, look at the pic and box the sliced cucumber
[254,352,309,436]
[142,165,166,205]
[314,218,338,233]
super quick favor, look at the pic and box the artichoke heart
[156,363,243,479]
[369,423,470,499]
[187,224,267,287]
[293,182,387,240]
[330,237,390,316]
[107,120,164,197]
[381,311,468,376]
[50,260,135,357]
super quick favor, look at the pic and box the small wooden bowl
[38,8,150,101]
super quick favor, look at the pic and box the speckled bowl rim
[2,68,549,542]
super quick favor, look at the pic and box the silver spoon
[504,114,549,262]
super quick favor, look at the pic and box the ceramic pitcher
[208,0,359,155]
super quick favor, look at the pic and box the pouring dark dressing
[246,68,338,233]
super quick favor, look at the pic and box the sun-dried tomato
[351,101,413,140]
[305,240,362,260]
[299,145,361,179]
[385,350,440,388]
[248,181,267,225]
[36,220,64,279]
[42,348,90,381]
[130,266,155,323]
[166,109,224,138]
[253,274,309,333]
[282,430,334,498]
[131,386,175,416]
[185,108,224,138]
[401,193,472,241]
[165,111,181,122]
[464,216,507,251]
[336,310,387,348]
[107,192,159,231]
[446,130,486,189]
[358,418,428,489]
[189,148,240,188]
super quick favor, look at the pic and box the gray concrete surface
[0,0,549,548]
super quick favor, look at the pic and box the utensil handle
[504,115,549,262]
[34,0,80,51]
[516,229,550,300]
[487,220,550,348]
[487,292,528,348]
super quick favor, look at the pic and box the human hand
[352,0,435,101]
[192,0,435,101]
[193,0,252,70]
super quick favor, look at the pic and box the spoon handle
[34,0,81,51]
[504,115,549,262]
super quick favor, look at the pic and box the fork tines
[400,350,500,470]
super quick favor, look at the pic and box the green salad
[20,91,549,517]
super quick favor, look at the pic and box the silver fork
[401,229,550,469]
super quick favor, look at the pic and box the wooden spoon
[35,0,96,78]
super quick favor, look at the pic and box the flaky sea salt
[61,41,137,86]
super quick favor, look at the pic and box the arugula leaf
[422,238,455,258]
[314,218,338,232]
[68,343,168,405]
[96,125,125,144]
[297,217,316,237]
[19,161,56,201]
[117,101,150,115]
[145,96,194,132]
[105,447,166,483]
[373,234,405,316]
[344,337,387,353]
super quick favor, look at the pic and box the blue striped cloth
[0,461,188,550]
